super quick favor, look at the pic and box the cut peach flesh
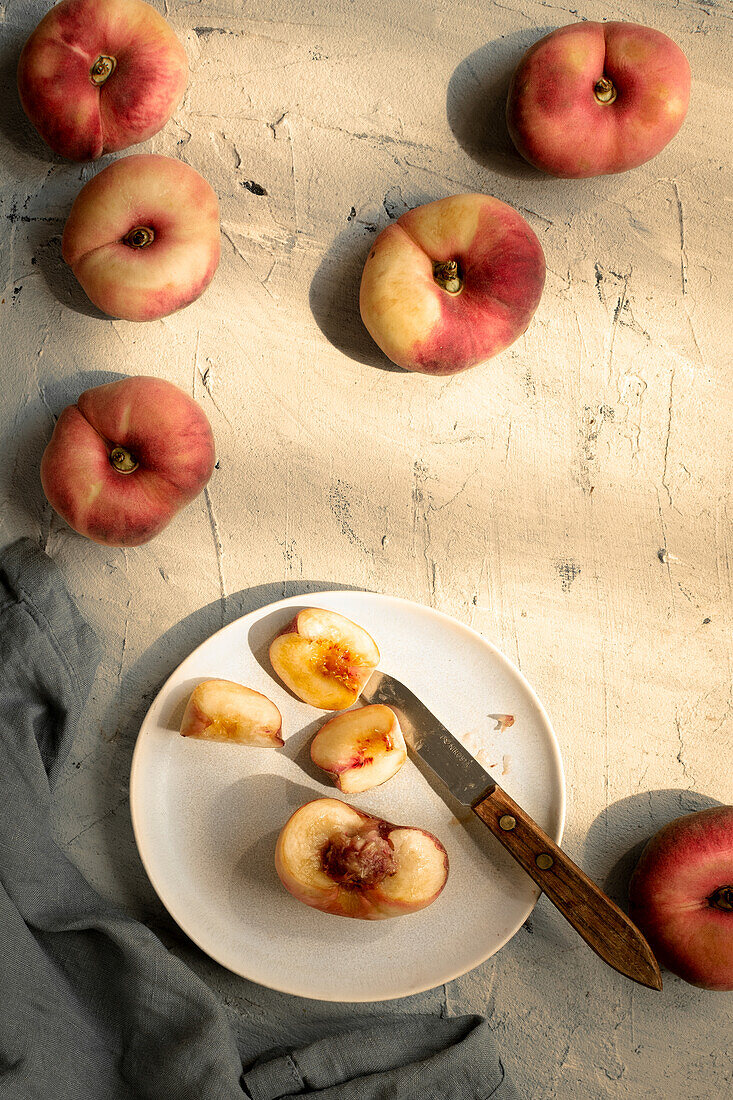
[371,828,449,910]
[180,679,283,746]
[274,797,449,920]
[275,798,365,910]
[310,705,407,793]
[269,608,379,710]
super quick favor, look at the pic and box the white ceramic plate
[130,591,565,1002]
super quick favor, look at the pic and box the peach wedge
[269,608,379,710]
[275,798,449,920]
[180,680,283,747]
[310,705,407,793]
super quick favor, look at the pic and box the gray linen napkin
[0,538,519,1100]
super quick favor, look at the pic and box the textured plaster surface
[1,0,732,1096]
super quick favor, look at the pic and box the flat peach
[506,22,691,177]
[360,194,545,375]
[629,807,733,990]
[40,375,215,546]
[62,154,220,321]
[18,0,188,161]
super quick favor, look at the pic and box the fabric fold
[242,1015,519,1099]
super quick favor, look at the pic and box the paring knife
[360,671,662,991]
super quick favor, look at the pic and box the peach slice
[180,680,283,747]
[275,798,449,920]
[269,609,379,710]
[310,705,407,793]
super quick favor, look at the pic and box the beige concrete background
[1,1,731,1096]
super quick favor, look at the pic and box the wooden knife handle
[473,785,662,990]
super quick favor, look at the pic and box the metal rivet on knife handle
[499,815,516,831]
[536,853,554,870]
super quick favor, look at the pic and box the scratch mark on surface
[118,591,130,688]
[656,490,678,621]
[204,486,227,625]
[197,359,234,428]
[518,206,554,229]
[618,373,647,459]
[672,181,687,296]
[221,228,278,302]
[272,113,299,238]
[383,186,408,220]
[412,460,435,602]
[192,330,201,399]
[685,313,707,369]
[594,261,604,302]
[329,481,371,554]
[429,469,477,515]
[607,270,630,380]
[675,712,696,786]
[661,367,675,506]
[64,794,129,847]
[574,405,614,493]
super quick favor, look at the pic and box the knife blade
[361,670,662,991]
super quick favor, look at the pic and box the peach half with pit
[310,705,407,793]
[275,798,449,920]
[269,609,379,710]
[180,680,283,747]
[359,193,545,375]
[62,153,221,321]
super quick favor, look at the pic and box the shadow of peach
[584,788,723,909]
[309,221,403,372]
[309,183,441,373]
[446,29,556,181]
[28,213,110,319]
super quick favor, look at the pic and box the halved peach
[275,797,449,920]
[269,608,379,710]
[310,705,407,793]
[180,679,283,746]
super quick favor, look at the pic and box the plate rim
[130,589,566,1002]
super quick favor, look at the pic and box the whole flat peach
[359,194,545,375]
[40,375,215,546]
[18,0,188,161]
[62,154,221,321]
[506,22,691,178]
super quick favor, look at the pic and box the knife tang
[473,785,662,991]
[361,671,495,806]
